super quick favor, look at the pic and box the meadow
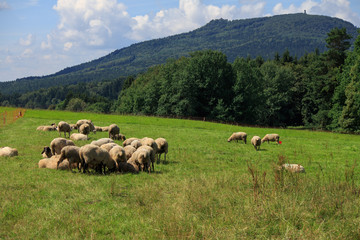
[0,108,360,239]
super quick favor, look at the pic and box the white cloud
[273,0,360,27]
[19,34,34,46]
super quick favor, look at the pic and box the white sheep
[41,146,52,158]
[129,147,151,173]
[76,119,95,134]
[251,136,261,151]
[79,123,90,135]
[108,124,120,140]
[227,132,247,144]
[100,143,119,152]
[155,138,168,163]
[38,155,75,170]
[112,133,126,141]
[57,121,71,138]
[37,123,56,131]
[137,145,156,172]
[79,144,117,174]
[261,134,280,144]
[130,139,142,149]
[70,133,88,141]
[90,138,114,147]
[140,137,158,153]
[281,164,305,173]
[0,147,18,157]
[50,137,75,155]
[57,146,81,171]
[124,145,136,160]
[109,146,127,165]
[122,138,139,147]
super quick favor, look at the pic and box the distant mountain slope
[1,13,358,95]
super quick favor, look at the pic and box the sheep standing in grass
[140,137,158,153]
[79,144,117,174]
[76,119,95,134]
[50,138,75,155]
[281,164,305,173]
[130,140,142,149]
[57,121,71,138]
[251,136,261,151]
[0,147,18,157]
[129,147,151,173]
[109,146,127,166]
[124,145,136,160]
[70,133,88,141]
[41,146,52,158]
[155,138,168,163]
[100,143,119,152]
[261,134,280,144]
[57,146,81,171]
[118,161,139,174]
[91,138,114,147]
[123,138,139,147]
[227,132,247,144]
[108,124,120,140]
[79,123,90,135]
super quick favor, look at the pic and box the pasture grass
[0,108,360,239]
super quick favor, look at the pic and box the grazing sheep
[57,146,81,171]
[79,144,117,174]
[118,161,139,174]
[140,137,158,153]
[79,123,90,135]
[108,124,120,140]
[50,138,75,155]
[41,146,52,158]
[281,164,305,173]
[90,138,114,147]
[155,138,168,162]
[261,134,280,144]
[57,121,71,138]
[70,124,77,130]
[129,147,151,173]
[38,155,75,170]
[123,138,139,147]
[0,147,18,157]
[112,133,126,141]
[130,140,142,149]
[76,119,95,134]
[100,143,119,152]
[109,146,127,165]
[70,133,88,141]
[251,136,261,151]
[137,145,156,172]
[124,145,136,160]
[227,132,247,144]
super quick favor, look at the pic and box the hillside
[0,13,358,95]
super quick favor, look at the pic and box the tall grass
[0,109,360,239]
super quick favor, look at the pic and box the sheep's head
[41,146,52,158]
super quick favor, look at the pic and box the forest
[1,27,360,132]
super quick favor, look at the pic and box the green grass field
[1,109,360,239]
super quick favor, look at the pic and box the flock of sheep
[37,119,168,174]
[227,131,305,173]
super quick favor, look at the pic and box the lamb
[100,143,119,152]
[124,145,136,160]
[79,144,117,174]
[155,138,168,162]
[57,121,71,138]
[227,132,247,144]
[90,138,114,147]
[0,147,18,157]
[57,146,81,171]
[41,146,52,158]
[79,123,90,135]
[70,133,88,141]
[38,155,76,170]
[122,138,139,147]
[50,137,75,155]
[109,146,127,165]
[251,136,261,151]
[281,164,305,173]
[128,147,151,173]
[261,134,280,144]
[130,140,142,149]
[108,124,120,140]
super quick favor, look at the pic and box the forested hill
[1,13,358,95]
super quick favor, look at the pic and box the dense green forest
[1,26,360,132]
[0,13,357,95]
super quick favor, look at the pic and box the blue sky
[1,0,360,82]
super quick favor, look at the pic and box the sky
[0,0,360,82]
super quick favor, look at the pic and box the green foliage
[65,98,87,112]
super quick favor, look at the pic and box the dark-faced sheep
[57,146,81,171]
[57,121,71,138]
[261,134,280,144]
[108,124,120,140]
[50,138,75,155]
[251,136,261,151]
[227,132,247,144]
[155,138,168,163]
[79,144,117,174]
[0,147,18,157]
[41,146,52,158]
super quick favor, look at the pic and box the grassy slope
[1,109,360,239]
